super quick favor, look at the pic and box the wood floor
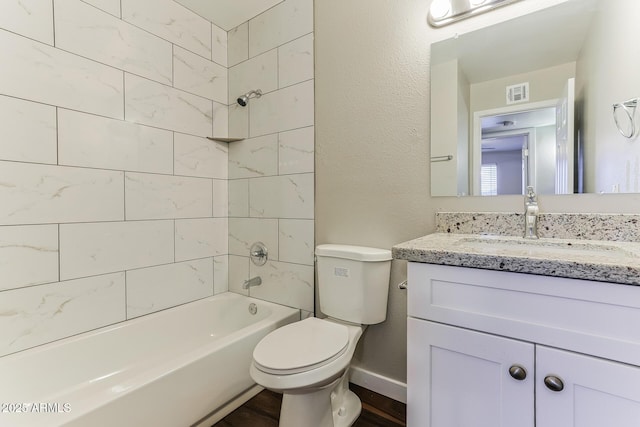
[213,383,406,427]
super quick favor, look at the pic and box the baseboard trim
[349,366,407,404]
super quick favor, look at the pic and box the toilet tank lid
[316,244,392,262]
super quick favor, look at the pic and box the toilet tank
[316,244,392,325]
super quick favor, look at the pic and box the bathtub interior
[0,293,300,426]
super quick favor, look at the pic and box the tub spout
[243,276,262,289]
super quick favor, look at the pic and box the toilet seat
[253,318,349,375]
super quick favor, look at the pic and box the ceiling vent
[506,82,529,105]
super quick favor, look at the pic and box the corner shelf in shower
[206,137,244,143]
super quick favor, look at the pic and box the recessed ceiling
[174,0,284,31]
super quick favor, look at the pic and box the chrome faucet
[243,276,262,290]
[524,186,539,239]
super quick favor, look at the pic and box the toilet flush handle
[398,280,408,290]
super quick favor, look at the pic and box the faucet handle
[525,186,537,203]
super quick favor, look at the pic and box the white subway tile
[249,260,313,311]
[213,179,228,218]
[59,220,174,280]
[229,134,278,179]
[278,33,314,88]
[0,95,57,164]
[228,50,278,107]
[0,273,125,356]
[0,0,53,45]
[58,109,173,174]
[174,46,227,104]
[213,255,229,295]
[229,179,249,217]
[228,23,248,67]
[229,218,279,258]
[249,0,313,57]
[279,219,314,265]
[81,0,121,17]
[122,0,212,58]
[249,173,314,219]
[125,74,213,136]
[0,30,124,119]
[0,161,124,225]
[126,258,213,318]
[174,133,228,179]
[228,255,249,295]
[250,80,314,136]
[175,218,228,261]
[211,24,228,67]
[55,0,172,85]
[279,126,314,174]
[0,225,58,291]
[125,172,213,220]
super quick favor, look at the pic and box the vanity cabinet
[407,263,640,427]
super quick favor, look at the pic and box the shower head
[237,89,262,107]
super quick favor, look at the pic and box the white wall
[483,150,523,195]
[0,0,230,357]
[227,0,315,315]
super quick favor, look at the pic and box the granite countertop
[393,233,640,286]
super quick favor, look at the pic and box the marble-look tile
[229,218,279,258]
[228,50,278,106]
[249,0,313,57]
[228,255,249,295]
[249,173,314,219]
[229,179,249,217]
[126,258,213,318]
[81,0,121,17]
[250,80,314,137]
[0,273,125,357]
[228,23,248,67]
[0,161,124,225]
[125,172,213,220]
[249,260,314,311]
[279,219,314,265]
[0,30,124,119]
[0,95,57,164]
[279,126,314,174]
[213,104,229,137]
[0,0,53,45]
[59,220,174,280]
[211,24,228,67]
[55,0,172,85]
[58,109,173,174]
[213,255,229,295]
[125,74,213,136]
[278,34,314,88]
[174,46,227,104]
[229,134,278,179]
[175,218,227,261]
[228,102,249,139]
[0,225,58,291]
[213,179,228,218]
[174,133,227,179]
[122,0,212,59]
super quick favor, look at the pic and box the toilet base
[278,370,362,427]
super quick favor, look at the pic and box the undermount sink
[453,235,639,261]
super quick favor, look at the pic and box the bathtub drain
[248,303,258,315]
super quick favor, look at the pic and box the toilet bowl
[249,244,392,427]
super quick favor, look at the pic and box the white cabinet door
[408,319,535,427]
[537,346,640,427]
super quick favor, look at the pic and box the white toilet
[250,244,392,427]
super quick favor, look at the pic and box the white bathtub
[0,293,300,427]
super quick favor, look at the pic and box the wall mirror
[430,0,640,197]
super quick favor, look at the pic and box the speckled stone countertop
[393,212,640,285]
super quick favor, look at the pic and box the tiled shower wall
[227,0,315,316]
[0,0,230,357]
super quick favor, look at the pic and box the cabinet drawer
[408,263,640,366]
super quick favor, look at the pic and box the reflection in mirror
[430,0,640,196]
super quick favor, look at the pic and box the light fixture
[428,0,524,28]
